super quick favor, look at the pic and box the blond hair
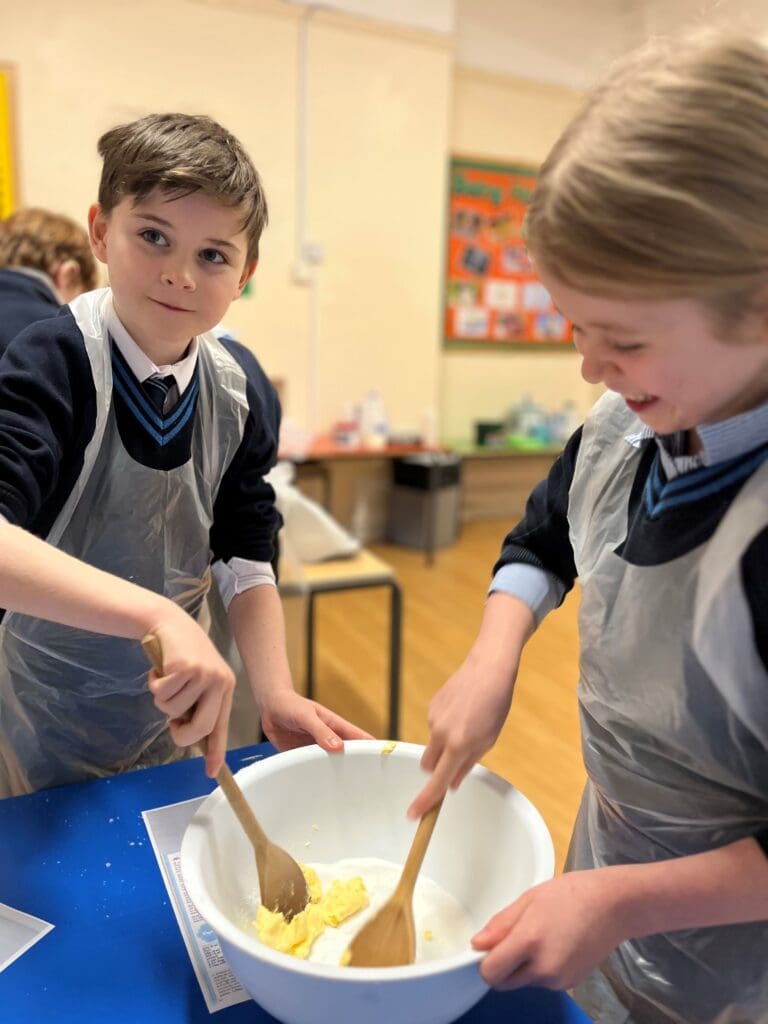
[97,113,268,263]
[0,207,97,291]
[524,31,768,323]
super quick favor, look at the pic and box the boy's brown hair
[0,207,98,291]
[97,113,268,263]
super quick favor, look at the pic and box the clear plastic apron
[566,392,768,1024]
[0,289,249,796]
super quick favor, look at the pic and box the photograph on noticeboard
[443,157,571,349]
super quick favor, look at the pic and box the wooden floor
[303,519,586,871]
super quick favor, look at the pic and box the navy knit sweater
[0,268,62,356]
[0,308,281,564]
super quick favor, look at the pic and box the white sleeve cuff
[212,556,276,611]
[488,563,565,628]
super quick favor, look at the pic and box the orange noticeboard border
[443,156,571,351]
[0,65,19,218]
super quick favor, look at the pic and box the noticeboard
[443,157,570,350]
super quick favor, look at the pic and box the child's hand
[407,661,513,819]
[472,869,627,991]
[260,689,372,753]
[145,621,235,777]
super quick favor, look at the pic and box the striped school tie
[143,374,179,415]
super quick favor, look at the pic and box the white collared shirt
[106,301,199,393]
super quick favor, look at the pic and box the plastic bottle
[361,390,389,449]
[420,407,438,448]
[517,393,537,437]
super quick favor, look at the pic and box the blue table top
[0,744,591,1023]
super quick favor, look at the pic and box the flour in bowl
[300,857,474,966]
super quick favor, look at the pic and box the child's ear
[52,259,84,303]
[234,260,257,300]
[88,203,110,265]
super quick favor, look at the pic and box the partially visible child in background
[410,31,768,1024]
[0,207,97,353]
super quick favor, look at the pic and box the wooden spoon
[346,799,443,967]
[142,633,309,921]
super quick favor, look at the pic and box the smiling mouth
[151,298,193,313]
[623,393,658,410]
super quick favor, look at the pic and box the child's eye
[200,248,227,265]
[140,228,169,247]
[609,341,644,353]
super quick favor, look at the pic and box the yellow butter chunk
[381,741,397,755]
[254,867,369,960]
[255,902,325,959]
[319,877,369,927]
[300,864,323,903]
[423,929,434,941]
[339,947,352,967]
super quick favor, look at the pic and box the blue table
[0,744,591,1023]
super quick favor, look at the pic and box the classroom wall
[440,66,603,443]
[3,0,451,435]
[4,0,600,443]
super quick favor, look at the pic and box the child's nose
[580,350,606,385]
[577,339,611,385]
[161,260,196,290]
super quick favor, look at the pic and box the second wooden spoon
[142,633,309,921]
[345,798,443,967]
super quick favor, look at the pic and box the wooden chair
[280,549,402,739]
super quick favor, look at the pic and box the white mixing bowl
[180,740,554,1024]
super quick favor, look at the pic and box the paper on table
[0,901,54,973]
[142,797,248,1014]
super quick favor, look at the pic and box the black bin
[388,453,462,555]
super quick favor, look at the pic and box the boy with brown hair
[0,113,367,797]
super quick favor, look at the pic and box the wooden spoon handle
[141,633,269,855]
[397,798,443,897]
[213,763,270,852]
[142,632,211,755]
[141,632,209,747]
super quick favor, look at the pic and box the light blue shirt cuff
[212,557,276,611]
[488,563,565,628]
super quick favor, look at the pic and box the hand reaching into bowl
[407,593,534,820]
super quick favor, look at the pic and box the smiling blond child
[410,31,768,1024]
[0,113,367,797]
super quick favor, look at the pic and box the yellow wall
[2,0,450,433]
[303,16,451,433]
[442,66,603,442]
[3,1,598,441]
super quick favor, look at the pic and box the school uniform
[0,267,62,356]
[492,391,768,1024]
[0,288,281,795]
